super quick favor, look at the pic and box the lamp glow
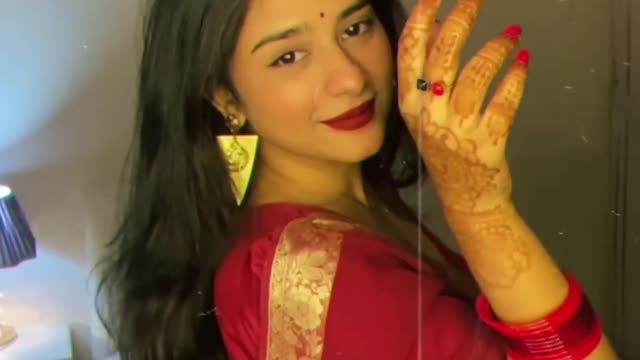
[0,186,10,200]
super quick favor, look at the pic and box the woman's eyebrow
[250,0,370,54]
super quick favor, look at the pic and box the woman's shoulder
[215,202,453,301]
[216,203,363,291]
[212,203,367,359]
[218,203,357,274]
[219,202,446,283]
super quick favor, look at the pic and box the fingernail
[503,24,523,39]
[517,49,530,65]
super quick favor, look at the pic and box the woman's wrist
[476,273,603,360]
[443,199,570,323]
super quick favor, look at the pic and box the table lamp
[0,185,36,348]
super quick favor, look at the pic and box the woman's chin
[331,126,386,164]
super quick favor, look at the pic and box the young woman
[96,0,619,358]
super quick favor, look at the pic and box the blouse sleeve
[214,211,505,360]
[413,293,507,359]
[213,234,269,359]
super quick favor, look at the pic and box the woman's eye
[268,18,374,68]
[341,19,374,40]
[270,51,306,67]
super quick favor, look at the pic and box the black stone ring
[416,78,431,92]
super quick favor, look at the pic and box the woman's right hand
[396,0,529,214]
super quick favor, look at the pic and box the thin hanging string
[415,90,426,360]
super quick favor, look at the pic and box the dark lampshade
[0,185,36,268]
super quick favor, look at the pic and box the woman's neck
[249,148,369,208]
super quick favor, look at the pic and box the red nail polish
[503,24,523,39]
[517,49,530,65]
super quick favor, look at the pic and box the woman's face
[219,0,395,165]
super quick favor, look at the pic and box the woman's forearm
[443,201,618,358]
[444,201,566,322]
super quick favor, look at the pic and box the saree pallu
[215,203,505,359]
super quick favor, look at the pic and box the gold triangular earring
[216,114,259,205]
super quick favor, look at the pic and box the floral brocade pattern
[266,214,354,360]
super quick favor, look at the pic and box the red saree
[214,203,505,359]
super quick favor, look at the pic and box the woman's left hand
[397,0,530,214]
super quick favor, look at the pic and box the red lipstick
[322,99,375,131]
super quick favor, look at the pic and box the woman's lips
[322,99,375,131]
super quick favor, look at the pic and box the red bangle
[475,273,602,359]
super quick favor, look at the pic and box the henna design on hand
[451,37,515,127]
[445,207,531,289]
[482,56,528,146]
[422,123,500,212]
[397,0,441,113]
[398,0,526,213]
[398,27,428,106]
[425,0,481,85]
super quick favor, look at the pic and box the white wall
[0,1,141,358]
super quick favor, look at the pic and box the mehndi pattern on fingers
[484,106,515,146]
[398,28,428,104]
[397,0,441,112]
[482,54,528,146]
[451,38,517,125]
[426,0,481,83]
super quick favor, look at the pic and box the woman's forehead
[237,0,371,50]
[244,0,369,27]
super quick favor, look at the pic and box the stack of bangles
[476,273,602,360]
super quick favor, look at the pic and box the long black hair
[95,0,420,358]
